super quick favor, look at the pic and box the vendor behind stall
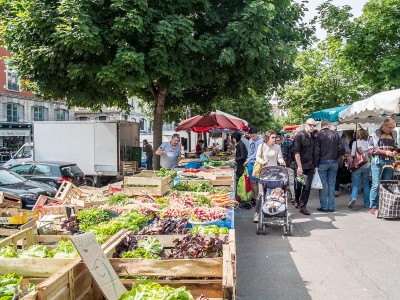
[195,140,204,158]
[155,134,182,169]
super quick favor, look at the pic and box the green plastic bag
[236,172,252,201]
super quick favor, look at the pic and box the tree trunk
[153,90,167,170]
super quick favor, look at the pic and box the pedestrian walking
[232,132,248,180]
[368,117,398,215]
[155,133,182,169]
[253,130,285,222]
[293,118,316,215]
[314,119,343,212]
[143,139,153,170]
[244,126,263,204]
[348,128,370,209]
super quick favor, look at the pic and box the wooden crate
[0,228,127,281]
[0,192,22,208]
[55,182,82,203]
[123,170,174,196]
[0,219,36,238]
[30,230,236,300]
[120,161,138,174]
[0,208,39,225]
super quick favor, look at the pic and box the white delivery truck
[4,121,140,185]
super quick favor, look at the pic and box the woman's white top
[255,143,285,166]
[351,139,370,168]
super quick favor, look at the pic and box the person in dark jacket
[314,119,344,212]
[231,132,248,180]
[293,118,316,215]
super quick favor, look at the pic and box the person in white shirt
[348,128,371,209]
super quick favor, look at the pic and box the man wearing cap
[314,119,343,213]
[155,134,182,169]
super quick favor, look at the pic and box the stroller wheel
[244,202,252,210]
[238,202,245,208]
[250,199,256,206]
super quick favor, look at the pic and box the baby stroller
[256,166,293,235]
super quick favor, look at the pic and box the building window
[33,106,48,121]
[96,116,107,121]
[6,103,21,122]
[140,118,146,131]
[55,109,69,121]
[76,116,89,121]
[6,64,20,92]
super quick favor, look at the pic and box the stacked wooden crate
[123,170,174,196]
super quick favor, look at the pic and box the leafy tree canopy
[1,0,312,167]
[1,0,311,109]
[278,37,370,121]
[317,0,400,92]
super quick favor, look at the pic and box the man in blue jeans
[314,119,343,212]
[368,117,398,215]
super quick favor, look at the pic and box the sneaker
[348,199,356,209]
[253,213,259,223]
[369,208,376,215]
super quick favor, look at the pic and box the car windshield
[0,169,26,185]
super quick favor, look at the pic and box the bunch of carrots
[209,190,237,207]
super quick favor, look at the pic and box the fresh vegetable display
[0,240,78,259]
[107,194,131,206]
[0,273,35,300]
[209,192,237,207]
[190,225,229,235]
[138,219,188,235]
[168,234,228,259]
[173,182,215,192]
[0,246,18,258]
[118,282,195,300]
[113,234,162,259]
[190,207,226,223]
[88,210,148,236]
[154,168,177,179]
[77,209,112,232]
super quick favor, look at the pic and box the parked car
[0,168,57,209]
[8,161,90,189]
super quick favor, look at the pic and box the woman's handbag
[348,140,369,171]
[252,144,264,179]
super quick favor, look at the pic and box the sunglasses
[384,124,395,129]
[307,123,317,127]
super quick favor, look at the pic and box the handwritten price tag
[71,233,127,300]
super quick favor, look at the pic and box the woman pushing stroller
[253,130,286,222]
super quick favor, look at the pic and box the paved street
[235,189,400,300]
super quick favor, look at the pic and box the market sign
[0,129,31,137]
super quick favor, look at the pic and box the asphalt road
[235,189,400,300]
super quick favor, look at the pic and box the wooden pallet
[0,192,22,208]
[29,230,236,300]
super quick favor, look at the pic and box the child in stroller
[263,188,286,215]
[256,166,293,235]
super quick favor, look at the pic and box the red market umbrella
[175,113,241,133]
[282,125,299,131]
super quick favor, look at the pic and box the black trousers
[298,168,315,208]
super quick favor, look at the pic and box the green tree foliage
[278,38,369,121]
[1,0,312,168]
[317,0,400,92]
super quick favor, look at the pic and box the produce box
[123,170,174,196]
[0,192,22,208]
[0,226,127,278]
[31,230,236,300]
[0,208,39,225]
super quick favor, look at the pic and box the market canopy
[307,105,350,122]
[282,125,299,131]
[339,89,400,124]
[175,113,246,133]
